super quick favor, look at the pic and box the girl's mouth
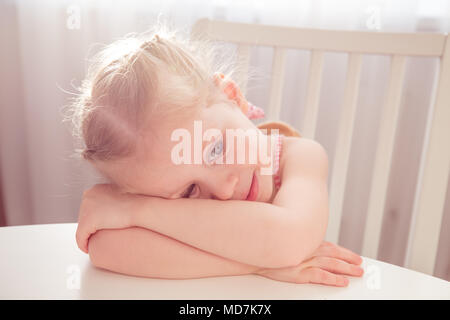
[245,171,259,201]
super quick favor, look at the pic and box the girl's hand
[75,184,142,254]
[254,241,364,287]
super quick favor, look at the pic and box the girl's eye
[182,184,198,198]
[206,137,225,165]
[211,140,223,157]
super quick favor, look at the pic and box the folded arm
[78,138,329,270]
[88,227,260,279]
[131,196,302,269]
[128,138,329,269]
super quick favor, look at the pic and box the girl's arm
[88,228,364,288]
[128,138,329,269]
[77,138,329,269]
[131,197,301,269]
[88,227,260,279]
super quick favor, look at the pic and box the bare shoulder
[280,136,329,181]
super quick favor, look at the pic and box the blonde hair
[63,25,235,164]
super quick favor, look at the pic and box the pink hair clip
[246,102,265,120]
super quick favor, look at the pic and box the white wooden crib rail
[191,19,450,276]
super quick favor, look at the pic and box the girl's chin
[256,175,273,203]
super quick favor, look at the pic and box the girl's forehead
[177,104,230,128]
[151,106,230,148]
[137,160,205,198]
[115,153,192,195]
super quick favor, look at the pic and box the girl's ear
[213,73,249,115]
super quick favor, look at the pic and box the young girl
[69,27,364,287]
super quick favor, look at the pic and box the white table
[0,223,448,299]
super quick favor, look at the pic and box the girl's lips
[246,171,258,201]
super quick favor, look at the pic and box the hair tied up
[140,34,162,50]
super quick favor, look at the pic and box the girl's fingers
[298,267,349,287]
[306,256,364,277]
[75,228,89,253]
[317,242,363,265]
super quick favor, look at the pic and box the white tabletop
[0,223,448,300]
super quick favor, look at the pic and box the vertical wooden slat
[301,50,324,139]
[325,53,363,244]
[267,48,287,120]
[235,44,250,96]
[362,55,407,258]
[405,37,450,275]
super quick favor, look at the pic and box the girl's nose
[210,174,239,200]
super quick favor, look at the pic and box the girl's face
[98,102,276,203]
